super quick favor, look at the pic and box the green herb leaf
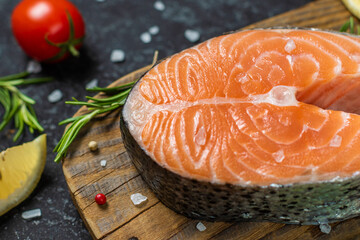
[0,72,52,141]
[53,51,159,163]
[340,17,360,35]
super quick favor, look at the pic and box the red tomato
[11,0,85,62]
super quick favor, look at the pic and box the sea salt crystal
[22,209,41,220]
[196,222,206,232]
[195,127,206,146]
[184,29,200,43]
[86,79,98,89]
[284,39,296,53]
[154,1,165,11]
[48,89,63,103]
[270,85,297,106]
[149,25,160,35]
[272,149,285,163]
[26,60,42,74]
[319,223,332,234]
[140,32,152,43]
[110,49,126,63]
[130,193,148,207]
[241,212,252,219]
[269,183,281,188]
[329,135,342,147]
[100,160,107,167]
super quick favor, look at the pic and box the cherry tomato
[11,0,85,62]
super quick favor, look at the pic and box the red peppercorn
[95,193,107,205]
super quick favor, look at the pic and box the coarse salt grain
[48,89,63,103]
[110,49,126,63]
[100,160,107,167]
[196,222,206,232]
[140,32,152,43]
[26,60,42,74]
[130,193,148,207]
[149,25,160,35]
[22,209,41,220]
[86,79,98,89]
[184,29,200,43]
[154,1,165,11]
[319,223,331,234]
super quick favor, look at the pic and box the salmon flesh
[120,29,360,224]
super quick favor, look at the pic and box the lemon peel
[0,134,47,216]
[343,0,360,19]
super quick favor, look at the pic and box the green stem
[68,45,80,57]
[0,72,28,81]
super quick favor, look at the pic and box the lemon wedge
[0,134,47,216]
[343,0,360,19]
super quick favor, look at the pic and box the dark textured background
[0,0,311,239]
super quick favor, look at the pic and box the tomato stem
[44,10,83,62]
[68,45,79,57]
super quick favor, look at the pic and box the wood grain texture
[62,0,360,239]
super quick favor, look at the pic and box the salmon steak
[120,29,360,224]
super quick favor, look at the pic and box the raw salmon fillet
[123,29,360,186]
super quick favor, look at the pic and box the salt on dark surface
[47,89,63,103]
[86,79,98,89]
[110,49,126,63]
[26,60,42,74]
[184,29,200,43]
[21,209,41,220]
[149,25,160,35]
[140,32,152,43]
[153,1,165,11]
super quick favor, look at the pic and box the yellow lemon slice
[343,0,360,19]
[0,134,47,216]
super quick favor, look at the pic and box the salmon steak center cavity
[121,29,360,224]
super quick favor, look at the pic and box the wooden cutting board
[62,0,360,239]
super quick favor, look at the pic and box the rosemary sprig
[0,72,52,141]
[340,17,360,35]
[54,51,159,163]
[53,84,134,163]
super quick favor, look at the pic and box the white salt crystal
[329,135,342,147]
[284,39,296,53]
[47,89,63,103]
[130,193,148,207]
[140,32,152,43]
[241,212,252,219]
[154,1,165,11]
[269,183,281,188]
[272,149,285,163]
[196,222,206,232]
[26,60,42,74]
[86,79,98,89]
[100,160,107,167]
[319,223,331,234]
[149,25,160,35]
[22,209,41,220]
[184,29,200,43]
[110,49,126,63]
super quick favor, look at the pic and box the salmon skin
[120,29,360,224]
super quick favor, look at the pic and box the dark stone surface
[0,0,311,239]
